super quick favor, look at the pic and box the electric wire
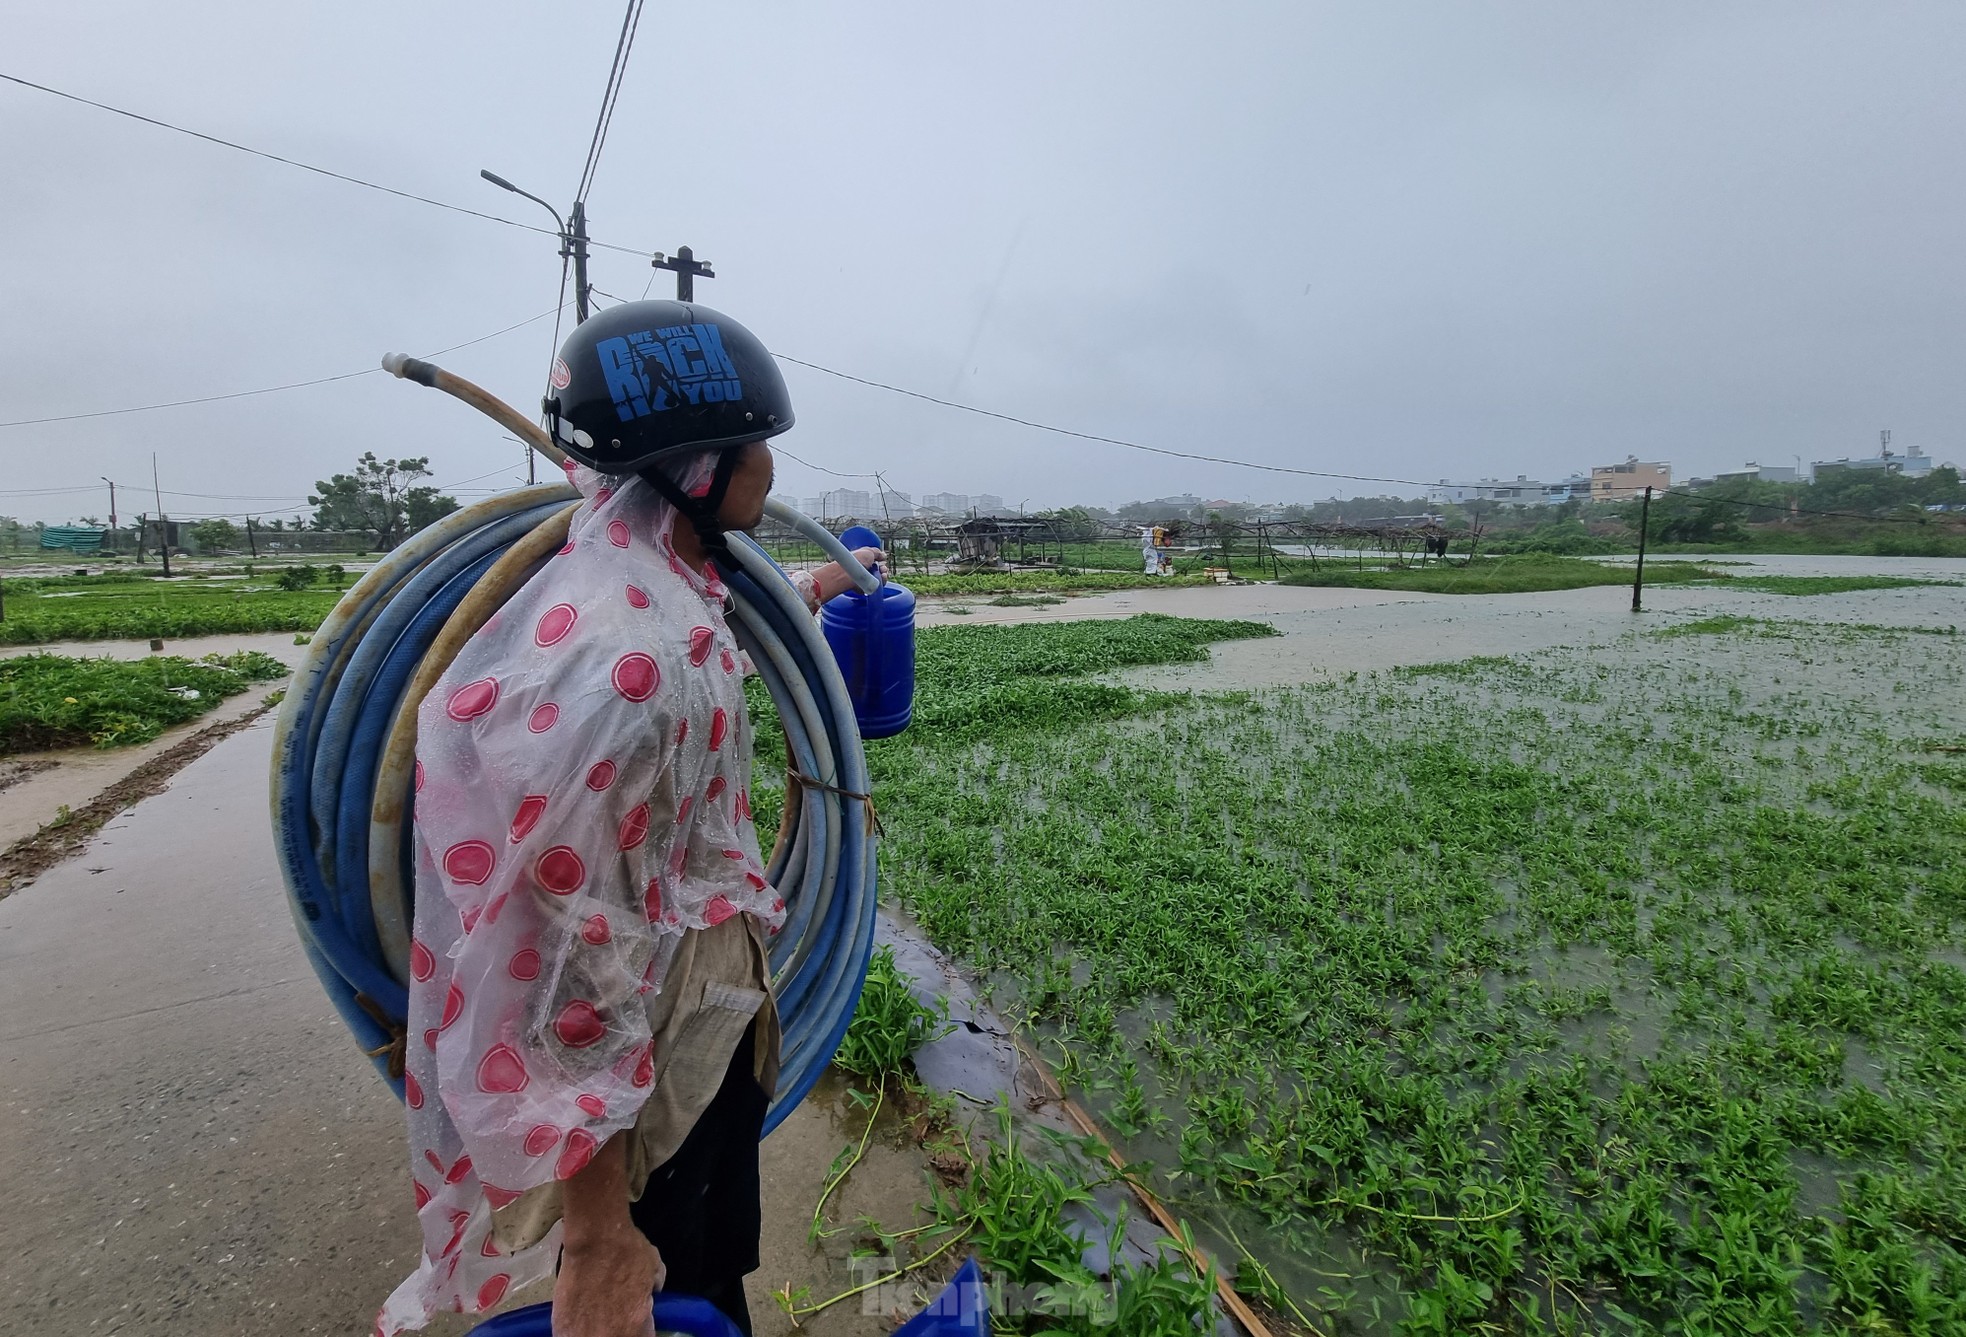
[574,0,647,205]
[0,72,651,258]
[776,355,1953,524]
[774,354,1478,491]
[0,303,568,430]
[771,444,882,482]
[2,77,1945,520]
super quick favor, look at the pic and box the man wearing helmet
[378,303,877,1337]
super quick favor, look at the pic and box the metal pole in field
[1631,485,1652,613]
[246,517,258,558]
[152,453,171,578]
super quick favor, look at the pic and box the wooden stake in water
[1631,485,1653,613]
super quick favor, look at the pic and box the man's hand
[553,1134,663,1337]
[814,547,886,604]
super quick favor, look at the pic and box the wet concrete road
[0,717,919,1336]
[0,716,411,1333]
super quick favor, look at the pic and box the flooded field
[858,567,1966,1334]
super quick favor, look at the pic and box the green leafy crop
[1,650,288,752]
[779,610,1966,1334]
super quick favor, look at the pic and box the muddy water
[1104,563,1966,691]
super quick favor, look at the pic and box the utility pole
[246,517,258,558]
[100,476,117,532]
[651,246,714,301]
[152,452,171,578]
[1631,485,1652,613]
[568,201,592,321]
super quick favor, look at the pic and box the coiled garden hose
[268,486,882,1134]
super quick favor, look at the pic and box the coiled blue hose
[269,489,879,1134]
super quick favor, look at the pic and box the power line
[771,443,883,481]
[776,354,1959,524]
[0,71,651,258]
[0,368,376,430]
[158,488,313,502]
[575,0,647,205]
[0,302,566,430]
[773,354,1450,491]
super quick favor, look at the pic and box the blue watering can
[820,525,915,740]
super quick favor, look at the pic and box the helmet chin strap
[640,446,744,560]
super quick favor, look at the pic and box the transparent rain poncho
[378,456,788,1333]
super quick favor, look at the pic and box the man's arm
[790,546,885,613]
[553,1133,664,1337]
[812,546,883,603]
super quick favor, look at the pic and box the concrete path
[0,717,925,1336]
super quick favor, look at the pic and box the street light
[480,170,589,322]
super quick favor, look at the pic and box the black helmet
[542,300,794,474]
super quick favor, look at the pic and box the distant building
[1813,442,1933,480]
[1479,476,1546,506]
[1153,493,1202,511]
[1591,457,1672,502]
[1712,461,1799,486]
[1543,476,1592,504]
[1425,477,1559,506]
[804,488,875,518]
[973,493,1006,514]
[1428,477,1550,506]
[919,492,969,515]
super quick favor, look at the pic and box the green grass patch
[0,650,288,752]
[1654,613,1767,638]
[1280,554,1725,595]
[1725,574,1953,596]
[1656,615,1962,641]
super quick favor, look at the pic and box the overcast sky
[3,2,1962,524]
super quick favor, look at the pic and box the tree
[405,486,461,533]
[1629,491,1745,545]
[309,453,457,548]
[191,518,239,551]
[1033,506,1099,542]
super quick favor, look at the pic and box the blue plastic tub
[463,1291,740,1336]
[465,1256,988,1336]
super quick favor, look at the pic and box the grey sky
[3,2,1962,525]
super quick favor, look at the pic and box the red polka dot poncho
[378,457,787,1332]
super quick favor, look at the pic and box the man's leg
[629,1026,768,1335]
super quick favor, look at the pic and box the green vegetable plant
[768,608,1966,1333]
[0,650,289,752]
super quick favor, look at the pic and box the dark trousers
[628,1025,767,1337]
